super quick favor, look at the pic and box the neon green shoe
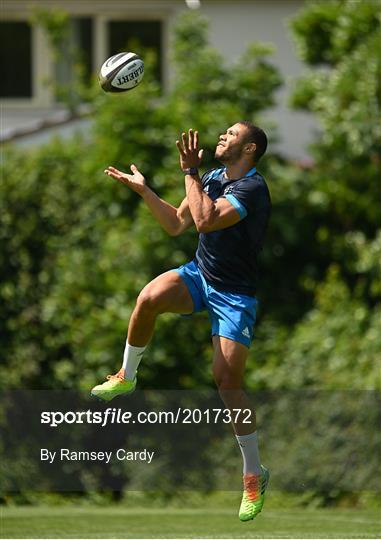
[91,369,136,401]
[239,465,270,522]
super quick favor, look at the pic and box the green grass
[1,505,380,538]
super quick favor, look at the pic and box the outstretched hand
[104,164,146,195]
[176,128,204,171]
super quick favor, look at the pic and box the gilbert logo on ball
[99,52,144,93]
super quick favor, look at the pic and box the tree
[250,0,381,389]
[0,11,282,391]
[2,5,380,504]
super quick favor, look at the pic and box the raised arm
[104,164,194,236]
[176,130,242,233]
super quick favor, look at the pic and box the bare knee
[215,372,249,420]
[214,367,243,392]
[135,286,166,315]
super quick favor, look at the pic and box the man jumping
[91,121,271,521]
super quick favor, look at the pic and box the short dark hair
[239,121,268,162]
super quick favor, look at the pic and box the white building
[1,0,316,157]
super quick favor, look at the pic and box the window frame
[0,8,170,109]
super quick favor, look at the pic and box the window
[0,21,32,98]
[76,18,93,81]
[108,20,162,83]
[55,17,93,91]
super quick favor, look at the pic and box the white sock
[236,431,262,475]
[122,342,145,381]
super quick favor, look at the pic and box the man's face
[214,123,253,164]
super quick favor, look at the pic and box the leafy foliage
[260,0,381,388]
[1,5,380,504]
[0,11,281,391]
[2,6,380,395]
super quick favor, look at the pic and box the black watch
[183,167,199,175]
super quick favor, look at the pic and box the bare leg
[127,271,194,346]
[212,336,256,435]
[91,271,194,395]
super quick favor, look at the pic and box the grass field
[1,505,380,538]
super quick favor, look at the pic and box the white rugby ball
[99,52,144,93]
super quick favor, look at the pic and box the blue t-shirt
[195,166,271,296]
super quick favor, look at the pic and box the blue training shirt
[195,166,271,296]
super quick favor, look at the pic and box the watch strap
[183,167,199,175]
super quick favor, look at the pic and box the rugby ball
[99,52,144,93]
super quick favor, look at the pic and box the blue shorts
[173,260,257,348]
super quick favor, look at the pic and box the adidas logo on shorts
[242,327,251,338]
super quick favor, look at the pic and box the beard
[214,143,244,164]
